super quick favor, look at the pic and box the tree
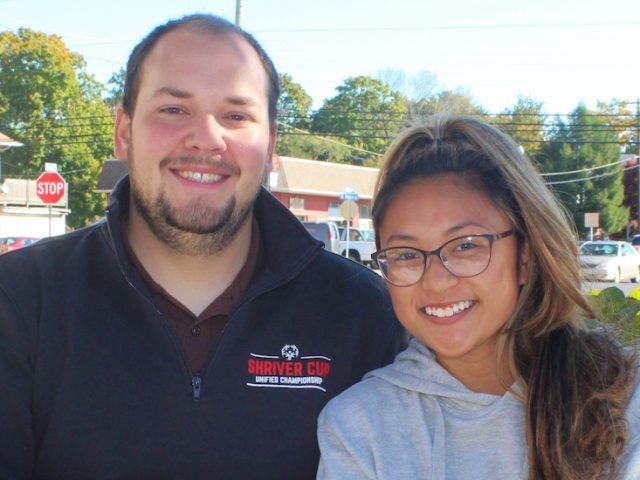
[595,99,639,156]
[538,105,628,236]
[494,96,546,159]
[374,68,407,93]
[376,69,439,103]
[105,66,126,114]
[0,28,113,229]
[595,100,640,229]
[408,88,486,121]
[275,73,328,159]
[274,133,358,164]
[275,74,357,162]
[277,73,312,130]
[407,71,439,103]
[311,76,407,164]
[375,68,438,103]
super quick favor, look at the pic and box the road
[583,281,639,296]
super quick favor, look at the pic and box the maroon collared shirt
[126,220,262,374]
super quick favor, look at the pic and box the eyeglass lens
[378,235,493,286]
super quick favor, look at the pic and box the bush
[587,287,640,346]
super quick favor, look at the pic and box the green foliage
[311,76,408,163]
[275,130,361,164]
[275,73,369,163]
[493,96,546,159]
[596,99,639,155]
[408,89,486,120]
[0,28,112,228]
[587,287,640,345]
[278,73,312,130]
[537,105,628,236]
[275,73,351,161]
[105,66,126,114]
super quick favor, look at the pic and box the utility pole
[235,0,243,26]
[636,98,640,229]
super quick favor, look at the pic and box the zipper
[192,375,202,401]
[105,201,323,402]
[104,216,200,400]
[197,245,324,380]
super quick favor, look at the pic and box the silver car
[579,241,640,283]
[301,221,340,254]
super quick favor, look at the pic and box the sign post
[585,212,599,242]
[339,188,359,258]
[35,170,66,237]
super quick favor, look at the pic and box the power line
[541,157,635,177]
[277,121,382,157]
[546,165,634,185]
[256,20,640,33]
[280,130,631,146]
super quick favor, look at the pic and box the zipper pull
[192,375,202,401]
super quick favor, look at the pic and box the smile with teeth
[424,300,474,318]
[176,170,223,183]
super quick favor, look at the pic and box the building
[95,159,129,203]
[0,177,68,238]
[97,157,380,228]
[269,156,378,228]
[0,132,68,238]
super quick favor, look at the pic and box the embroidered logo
[246,345,332,392]
[281,344,299,360]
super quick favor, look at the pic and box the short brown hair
[121,14,280,126]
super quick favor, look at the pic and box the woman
[317,116,640,479]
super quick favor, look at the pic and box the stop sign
[36,171,66,204]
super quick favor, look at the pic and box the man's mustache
[159,156,240,176]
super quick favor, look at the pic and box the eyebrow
[226,95,261,108]
[151,88,260,108]
[152,87,192,99]
[385,220,490,243]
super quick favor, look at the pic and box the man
[0,14,403,479]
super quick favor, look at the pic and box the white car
[338,227,376,267]
[579,241,640,283]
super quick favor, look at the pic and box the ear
[114,107,132,160]
[517,241,530,286]
[265,124,278,173]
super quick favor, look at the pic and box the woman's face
[378,175,527,379]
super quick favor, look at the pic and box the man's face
[114,28,275,255]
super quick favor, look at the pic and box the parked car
[301,221,340,254]
[579,240,640,283]
[630,234,640,253]
[338,227,376,267]
[0,236,39,254]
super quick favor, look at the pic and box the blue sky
[2,0,639,114]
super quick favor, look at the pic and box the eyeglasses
[372,230,514,287]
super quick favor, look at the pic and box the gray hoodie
[317,338,640,479]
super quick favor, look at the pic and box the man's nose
[185,114,227,153]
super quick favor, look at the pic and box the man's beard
[129,154,261,256]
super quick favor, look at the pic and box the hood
[580,255,616,267]
[365,337,507,407]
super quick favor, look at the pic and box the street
[583,280,639,296]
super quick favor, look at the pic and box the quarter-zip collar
[103,175,324,307]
